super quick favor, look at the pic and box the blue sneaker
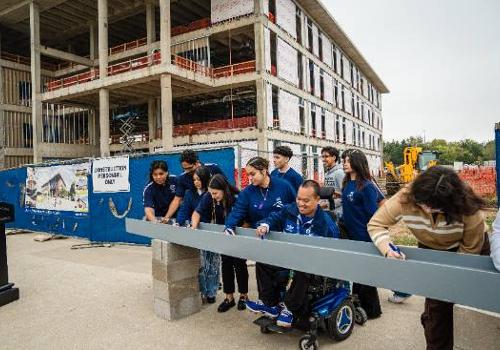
[276,305,293,328]
[246,299,280,318]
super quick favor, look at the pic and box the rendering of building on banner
[0,0,388,180]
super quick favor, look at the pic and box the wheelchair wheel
[354,306,368,325]
[327,300,355,341]
[299,335,319,350]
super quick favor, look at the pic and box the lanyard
[258,187,269,210]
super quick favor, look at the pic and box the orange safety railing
[109,37,148,55]
[171,17,211,36]
[171,55,212,77]
[268,12,276,23]
[173,116,257,136]
[212,60,256,78]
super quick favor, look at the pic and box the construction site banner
[277,38,299,86]
[211,0,254,24]
[92,156,130,193]
[278,89,300,133]
[25,162,90,213]
[276,0,297,39]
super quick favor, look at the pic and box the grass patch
[392,234,418,247]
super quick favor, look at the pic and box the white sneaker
[388,293,410,304]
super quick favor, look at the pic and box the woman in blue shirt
[143,160,177,223]
[341,149,382,319]
[192,174,248,313]
[178,166,218,304]
[225,156,296,318]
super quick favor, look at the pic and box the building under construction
[0,0,388,177]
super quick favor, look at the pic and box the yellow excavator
[385,147,439,195]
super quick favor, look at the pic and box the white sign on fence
[92,156,130,193]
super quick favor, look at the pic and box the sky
[324,0,500,142]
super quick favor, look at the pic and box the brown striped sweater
[367,189,486,256]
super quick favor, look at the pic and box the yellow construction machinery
[385,147,439,195]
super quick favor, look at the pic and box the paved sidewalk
[0,233,426,349]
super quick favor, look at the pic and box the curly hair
[407,166,485,224]
[273,145,293,159]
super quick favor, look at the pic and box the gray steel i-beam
[125,219,500,313]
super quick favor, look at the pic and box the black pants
[284,271,312,319]
[352,283,382,318]
[221,255,248,294]
[256,262,289,306]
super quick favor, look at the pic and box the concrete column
[98,0,108,78]
[159,0,171,65]
[89,22,98,61]
[253,21,265,75]
[99,88,110,156]
[146,1,156,47]
[148,97,156,152]
[30,0,42,163]
[152,239,202,320]
[160,74,173,150]
[255,78,268,154]
[254,0,265,15]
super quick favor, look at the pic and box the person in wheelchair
[249,180,341,328]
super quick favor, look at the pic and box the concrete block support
[454,305,500,350]
[30,0,42,163]
[160,74,173,150]
[151,239,201,321]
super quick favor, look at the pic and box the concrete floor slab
[0,233,426,349]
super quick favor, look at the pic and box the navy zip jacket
[225,177,296,230]
[143,176,177,217]
[175,163,224,198]
[342,179,379,242]
[270,167,303,192]
[176,189,202,225]
[258,203,340,238]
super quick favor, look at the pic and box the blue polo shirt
[176,189,202,225]
[195,192,227,224]
[175,163,224,198]
[143,176,177,217]
[342,180,379,242]
[270,167,303,192]
[225,177,296,229]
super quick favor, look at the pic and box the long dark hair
[194,166,211,191]
[341,149,372,191]
[407,166,485,224]
[208,174,239,213]
[149,160,168,183]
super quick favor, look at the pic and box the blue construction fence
[0,147,235,244]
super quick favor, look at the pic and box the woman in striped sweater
[367,166,489,350]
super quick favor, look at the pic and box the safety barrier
[459,166,496,197]
[212,60,256,78]
[126,220,500,314]
[171,18,211,36]
[173,116,257,136]
[171,55,212,77]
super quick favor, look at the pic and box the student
[367,166,489,350]
[186,166,219,304]
[163,150,224,223]
[176,166,211,226]
[320,146,344,216]
[225,156,296,317]
[193,174,249,312]
[252,180,340,327]
[270,145,303,192]
[491,210,500,271]
[143,160,177,223]
[341,149,382,319]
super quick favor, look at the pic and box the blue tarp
[0,147,235,244]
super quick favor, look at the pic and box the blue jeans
[199,250,220,298]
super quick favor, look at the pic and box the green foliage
[384,137,495,165]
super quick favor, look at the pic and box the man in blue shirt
[246,180,341,327]
[270,145,303,192]
[163,150,224,222]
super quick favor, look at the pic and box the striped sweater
[367,189,486,256]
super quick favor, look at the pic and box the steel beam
[126,219,500,313]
